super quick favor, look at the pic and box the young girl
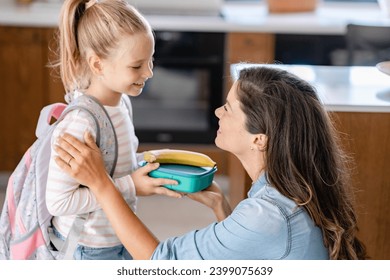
[46,0,178,260]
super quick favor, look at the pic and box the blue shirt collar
[247,172,269,198]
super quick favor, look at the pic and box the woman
[54,65,367,260]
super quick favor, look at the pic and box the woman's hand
[54,131,109,190]
[131,163,182,198]
[187,181,232,222]
[54,131,159,259]
[55,131,183,198]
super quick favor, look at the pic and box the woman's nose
[215,106,222,118]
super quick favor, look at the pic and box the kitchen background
[0,0,389,258]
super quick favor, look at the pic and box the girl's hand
[187,181,232,221]
[131,163,182,198]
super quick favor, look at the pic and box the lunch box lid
[139,161,217,177]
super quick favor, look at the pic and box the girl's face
[100,31,155,98]
[214,82,253,156]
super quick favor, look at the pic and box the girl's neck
[85,83,122,107]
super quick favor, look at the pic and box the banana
[143,149,216,168]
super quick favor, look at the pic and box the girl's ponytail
[58,0,86,95]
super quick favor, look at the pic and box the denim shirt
[151,174,329,260]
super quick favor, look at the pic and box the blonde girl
[46,0,178,260]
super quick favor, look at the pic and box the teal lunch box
[139,161,217,193]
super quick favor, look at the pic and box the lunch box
[139,161,217,193]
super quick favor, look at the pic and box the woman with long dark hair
[54,65,367,260]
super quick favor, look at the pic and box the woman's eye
[131,66,142,69]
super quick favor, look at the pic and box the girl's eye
[131,66,142,69]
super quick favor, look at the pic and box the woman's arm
[85,175,159,260]
[54,132,160,259]
[54,131,232,258]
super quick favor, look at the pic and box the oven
[130,31,225,144]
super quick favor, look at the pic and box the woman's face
[214,81,254,156]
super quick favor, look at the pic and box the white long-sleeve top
[46,93,139,248]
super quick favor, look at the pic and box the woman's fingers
[54,155,73,174]
[56,134,82,159]
[60,132,89,154]
[54,144,74,164]
[83,131,100,151]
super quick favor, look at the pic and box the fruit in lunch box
[143,149,216,167]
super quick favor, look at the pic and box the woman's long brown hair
[236,66,367,259]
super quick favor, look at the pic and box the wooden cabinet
[226,32,276,65]
[331,112,390,260]
[225,32,275,92]
[0,26,64,171]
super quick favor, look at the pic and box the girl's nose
[145,67,153,79]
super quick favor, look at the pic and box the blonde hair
[55,0,151,101]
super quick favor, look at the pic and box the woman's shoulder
[248,175,302,217]
[232,180,307,232]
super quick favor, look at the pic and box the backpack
[0,94,132,260]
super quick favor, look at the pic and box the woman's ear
[253,134,268,152]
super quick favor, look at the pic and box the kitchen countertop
[232,64,390,113]
[1,1,390,34]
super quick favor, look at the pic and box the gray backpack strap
[61,94,118,176]
[60,214,88,260]
[53,94,118,259]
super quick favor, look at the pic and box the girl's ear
[87,51,103,76]
[253,133,268,152]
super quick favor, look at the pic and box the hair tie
[86,0,99,9]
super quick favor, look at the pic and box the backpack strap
[36,103,67,139]
[59,94,118,177]
[53,94,118,259]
